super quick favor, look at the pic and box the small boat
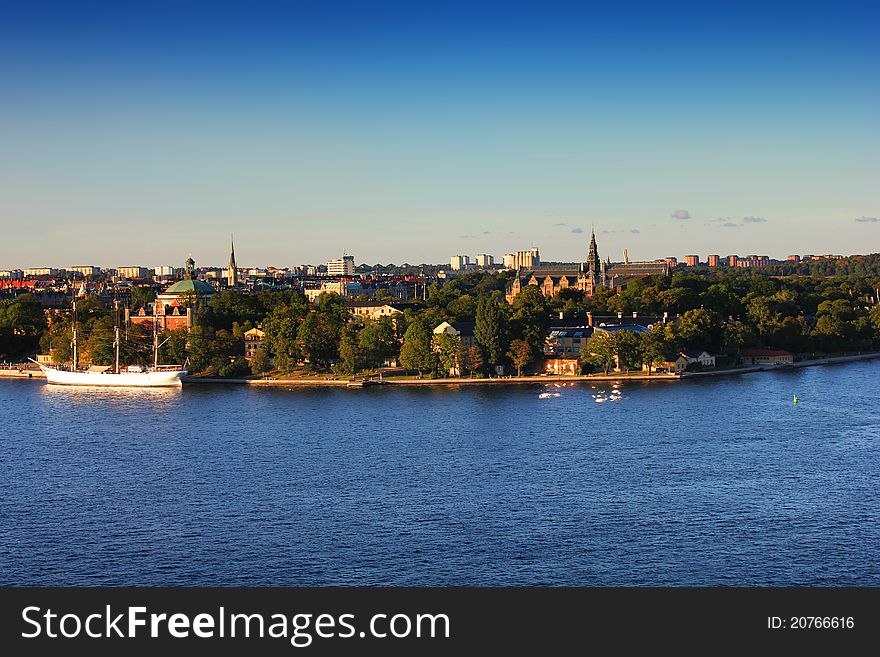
[538,391,561,399]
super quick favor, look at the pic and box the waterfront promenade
[4,352,879,385]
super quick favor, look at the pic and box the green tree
[641,325,674,373]
[250,347,271,375]
[676,308,721,352]
[358,318,397,368]
[507,338,532,376]
[399,319,437,375]
[157,328,188,366]
[467,344,484,376]
[582,332,617,374]
[262,303,303,369]
[434,333,460,376]
[297,312,341,370]
[615,330,643,372]
[337,323,366,375]
[721,320,755,356]
[475,295,510,368]
[510,285,550,365]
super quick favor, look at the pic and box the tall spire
[228,233,238,287]
[587,227,600,273]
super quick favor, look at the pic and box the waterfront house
[741,349,794,365]
[243,328,266,360]
[432,321,476,346]
[681,350,716,368]
[544,356,580,375]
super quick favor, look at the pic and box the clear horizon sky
[1,0,877,269]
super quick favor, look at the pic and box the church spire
[228,234,238,287]
[587,227,600,273]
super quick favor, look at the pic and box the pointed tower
[228,234,238,287]
[185,254,195,279]
[587,227,601,273]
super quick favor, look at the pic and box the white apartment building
[327,255,355,276]
[117,266,149,279]
[450,255,470,271]
[475,254,494,267]
[66,266,99,277]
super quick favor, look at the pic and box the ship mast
[113,299,121,374]
[71,297,78,370]
[153,316,159,370]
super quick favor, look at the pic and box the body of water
[1,362,878,585]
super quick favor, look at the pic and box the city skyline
[1,0,877,267]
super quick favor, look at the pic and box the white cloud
[855,216,878,223]
[742,216,767,223]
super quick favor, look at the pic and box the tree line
[3,253,879,376]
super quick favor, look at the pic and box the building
[153,266,175,277]
[327,255,355,276]
[450,255,470,271]
[544,356,580,375]
[545,327,592,356]
[475,254,494,267]
[345,300,423,320]
[787,255,801,262]
[0,270,24,279]
[127,256,215,332]
[506,230,668,302]
[227,235,238,287]
[243,328,265,359]
[66,266,99,277]
[432,321,476,346]
[502,254,516,269]
[680,351,716,368]
[684,255,700,267]
[727,255,738,266]
[23,268,58,277]
[741,349,794,365]
[117,266,149,279]
[707,255,720,267]
[511,248,540,270]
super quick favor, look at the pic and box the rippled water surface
[1,361,878,585]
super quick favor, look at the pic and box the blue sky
[1,0,877,268]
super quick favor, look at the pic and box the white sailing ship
[33,298,187,387]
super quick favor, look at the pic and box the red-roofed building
[741,349,794,365]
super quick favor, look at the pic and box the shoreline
[2,352,879,386]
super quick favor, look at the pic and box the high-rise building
[23,267,58,277]
[153,266,175,277]
[512,247,540,270]
[502,254,515,269]
[327,255,355,276]
[684,255,700,267]
[727,255,738,267]
[66,266,99,277]
[475,254,494,267]
[707,255,720,267]
[787,255,801,262]
[450,255,470,271]
[116,266,149,279]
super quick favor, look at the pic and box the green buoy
[793,394,798,405]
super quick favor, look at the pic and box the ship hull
[40,366,186,387]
